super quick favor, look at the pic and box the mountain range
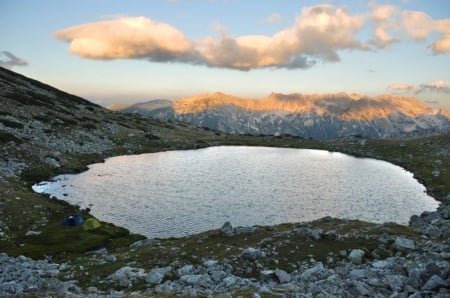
[108,92,450,140]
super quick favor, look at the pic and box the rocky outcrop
[0,253,80,296]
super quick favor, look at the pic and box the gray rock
[44,156,60,167]
[407,267,423,289]
[348,249,365,264]
[420,211,441,223]
[241,247,259,261]
[210,270,227,282]
[424,225,443,238]
[146,267,171,285]
[220,222,234,237]
[180,274,211,287]
[393,237,415,251]
[325,230,337,240]
[301,262,327,283]
[372,259,392,269]
[108,266,146,287]
[422,263,441,281]
[25,230,41,236]
[234,226,257,235]
[310,228,322,240]
[386,274,406,292]
[439,205,450,219]
[349,269,367,280]
[260,270,275,282]
[421,274,449,290]
[177,265,194,277]
[410,215,428,229]
[202,259,218,268]
[274,269,291,283]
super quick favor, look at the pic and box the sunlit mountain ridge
[109,92,450,140]
[172,92,449,121]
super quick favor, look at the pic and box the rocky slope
[1,67,450,297]
[111,92,450,140]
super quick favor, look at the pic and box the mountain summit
[109,92,450,140]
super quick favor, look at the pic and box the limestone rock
[146,267,171,285]
[348,249,365,264]
[220,222,234,237]
[274,269,291,283]
[393,237,415,251]
[421,274,449,291]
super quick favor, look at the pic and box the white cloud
[54,4,450,70]
[388,80,450,94]
[54,17,197,62]
[401,11,450,54]
[419,80,450,93]
[0,51,28,69]
[388,83,419,93]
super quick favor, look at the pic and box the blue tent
[62,214,84,226]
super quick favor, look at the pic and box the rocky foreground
[1,67,450,297]
[2,213,450,297]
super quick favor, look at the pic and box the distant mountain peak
[111,91,450,140]
[173,92,442,121]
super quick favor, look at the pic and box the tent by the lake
[83,218,101,231]
[61,214,84,226]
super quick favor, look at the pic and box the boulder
[348,249,365,264]
[146,267,172,285]
[421,274,449,291]
[234,226,257,235]
[424,225,442,238]
[393,237,415,251]
[241,247,259,261]
[274,269,291,283]
[310,228,322,240]
[386,274,406,292]
[220,222,234,237]
[176,265,194,277]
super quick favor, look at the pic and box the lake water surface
[33,146,439,238]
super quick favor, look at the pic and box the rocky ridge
[112,92,450,140]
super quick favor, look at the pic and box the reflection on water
[33,146,439,238]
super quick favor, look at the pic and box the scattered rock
[421,275,448,291]
[274,269,291,283]
[393,237,415,251]
[348,249,365,264]
[220,222,234,237]
[241,247,259,261]
[146,267,171,285]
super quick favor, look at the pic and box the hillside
[111,92,450,140]
[1,67,450,297]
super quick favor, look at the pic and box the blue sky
[1,0,450,108]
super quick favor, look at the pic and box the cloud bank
[0,51,28,69]
[54,4,450,70]
[388,80,450,94]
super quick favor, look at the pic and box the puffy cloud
[54,17,197,62]
[388,83,419,93]
[369,4,400,48]
[388,80,450,94]
[54,4,450,70]
[401,11,450,54]
[419,80,450,93]
[0,51,28,69]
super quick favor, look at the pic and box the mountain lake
[33,146,439,238]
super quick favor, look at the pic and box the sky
[1,0,450,108]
